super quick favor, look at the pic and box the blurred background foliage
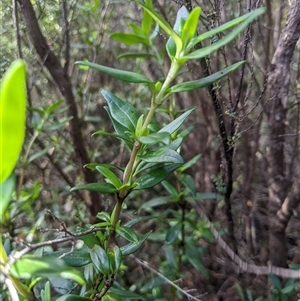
[1,0,299,300]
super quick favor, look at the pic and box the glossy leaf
[75,61,152,84]
[96,165,122,189]
[42,251,91,267]
[178,154,202,172]
[166,5,189,57]
[139,147,183,164]
[55,295,92,301]
[70,182,117,194]
[158,108,195,134]
[138,132,171,145]
[113,246,122,272]
[102,90,138,133]
[108,287,146,300]
[120,231,151,256]
[181,7,201,49]
[90,245,110,275]
[96,211,111,223]
[10,255,85,285]
[184,8,265,59]
[110,33,149,46]
[133,0,182,53]
[0,59,26,183]
[116,226,139,243]
[134,163,182,190]
[171,61,245,94]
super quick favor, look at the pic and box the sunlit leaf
[75,61,152,84]
[142,0,153,35]
[96,165,122,189]
[0,59,26,183]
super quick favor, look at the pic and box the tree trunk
[266,0,300,267]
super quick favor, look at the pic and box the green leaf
[166,222,182,245]
[117,53,155,60]
[116,226,139,243]
[158,108,195,134]
[124,216,153,227]
[113,246,122,272]
[102,90,138,133]
[75,61,152,84]
[90,245,110,275]
[45,99,63,115]
[0,173,15,218]
[140,196,177,211]
[186,246,209,279]
[269,274,282,290]
[96,211,111,223]
[108,287,146,300]
[181,7,201,49]
[28,145,53,163]
[142,0,153,35]
[134,163,182,190]
[42,251,91,267]
[110,33,149,46]
[0,59,26,183]
[169,61,245,94]
[70,182,117,194]
[178,154,202,172]
[161,181,178,196]
[138,132,171,145]
[96,165,122,189]
[43,116,73,131]
[166,5,189,58]
[184,8,266,59]
[55,295,92,301]
[120,231,151,256]
[179,174,196,196]
[188,7,265,50]
[133,0,182,53]
[139,147,183,164]
[10,255,85,285]
[193,192,223,202]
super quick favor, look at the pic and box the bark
[267,0,300,267]
[16,0,104,218]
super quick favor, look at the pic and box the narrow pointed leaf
[117,53,155,60]
[158,108,195,134]
[102,90,138,133]
[170,61,245,93]
[178,154,202,172]
[42,251,91,267]
[139,147,183,164]
[188,7,266,50]
[96,165,122,189]
[181,7,201,48]
[133,0,182,52]
[110,33,149,46]
[166,222,182,245]
[138,132,171,145]
[184,8,265,59]
[116,226,139,243]
[120,231,151,256]
[55,296,92,301]
[0,174,15,218]
[142,0,153,35]
[71,182,117,194]
[108,287,146,300]
[134,163,182,190]
[75,61,152,84]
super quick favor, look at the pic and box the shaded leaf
[117,53,155,60]
[178,154,202,172]
[186,246,209,279]
[139,147,183,164]
[108,287,146,300]
[55,295,92,301]
[90,245,110,275]
[0,173,15,218]
[110,33,149,46]
[166,222,182,245]
[140,196,177,210]
[120,231,151,256]
[42,251,91,267]
[28,145,53,163]
[138,132,171,145]
[116,226,139,243]
[134,163,182,190]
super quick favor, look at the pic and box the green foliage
[1,1,267,301]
